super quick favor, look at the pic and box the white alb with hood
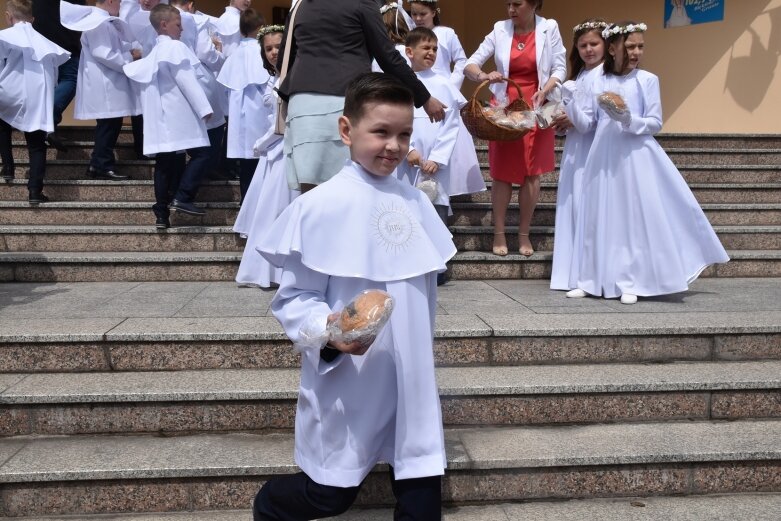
[123,35,212,155]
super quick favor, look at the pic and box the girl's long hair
[568,18,608,81]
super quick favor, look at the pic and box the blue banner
[665,0,725,28]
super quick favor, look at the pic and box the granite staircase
[1,130,780,282]
[0,130,780,519]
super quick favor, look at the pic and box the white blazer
[466,15,567,101]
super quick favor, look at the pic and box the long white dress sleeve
[432,26,467,88]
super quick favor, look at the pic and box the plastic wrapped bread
[327,290,395,345]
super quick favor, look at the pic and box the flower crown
[380,2,399,14]
[573,21,609,34]
[602,22,647,39]
[256,24,285,41]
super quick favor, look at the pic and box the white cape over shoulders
[0,22,70,63]
[60,1,126,33]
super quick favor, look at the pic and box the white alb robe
[257,161,455,487]
[550,67,601,291]
[192,11,225,75]
[235,80,300,287]
[0,22,70,133]
[564,68,729,298]
[217,38,271,159]
[432,26,467,89]
[127,9,157,55]
[214,6,241,58]
[399,69,484,208]
[123,35,212,155]
[60,2,141,119]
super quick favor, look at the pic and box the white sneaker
[620,293,638,305]
[566,288,587,298]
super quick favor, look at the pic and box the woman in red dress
[465,0,566,256]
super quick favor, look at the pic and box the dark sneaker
[28,192,50,204]
[170,199,206,216]
[86,166,129,180]
[155,216,170,230]
[45,132,68,152]
[1,167,14,181]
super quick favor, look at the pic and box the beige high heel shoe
[492,232,508,256]
[519,232,534,257]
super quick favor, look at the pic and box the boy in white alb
[60,0,140,180]
[0,0,70,202]
[123,4,213,229]
[217,8,269,202]
[253,73,454,520]
[214,0,250,58]
[401,28,484,285]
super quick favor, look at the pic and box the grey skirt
[284,93,350,190]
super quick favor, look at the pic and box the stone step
[0,178,240,202]
[12,494,781,521]
[1,249,780,283]
[453,182,781,204]
[0,420,778,516]
[1,279,780,372]
[471,149,781,167]
[448,249,781,279]
[1,361,779,435]
[450,225,781,252]
[2,201,778,227]
[1,224,777,253]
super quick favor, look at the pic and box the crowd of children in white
[1,0,730,518]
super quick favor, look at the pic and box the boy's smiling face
[339,101,413,177]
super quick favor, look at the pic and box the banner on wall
[665,0,725,28]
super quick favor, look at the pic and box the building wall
[5,0,780,133]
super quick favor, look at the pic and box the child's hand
[551,112,573,132]
[326,312,374,356]
[531,90,547,109]
[420,160,439,175]
[212,37,223,53]
[406,150,421,166]
[131,49,142,61]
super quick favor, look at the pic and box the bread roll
[339,290,393,333]
[598,91,628,113]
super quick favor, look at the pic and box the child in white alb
[0,0,70,202]
[400,28,484,285]
[549,19,608,291]
[563,22,729,304]
[252,72,454,521]
[408,0,467,88]
[213,0,250,58]
[61,0,141,179]
[123,4,213,229]
[217,8,270,203]
[234,24,300,288]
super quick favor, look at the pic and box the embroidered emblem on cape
[372,203,416,253]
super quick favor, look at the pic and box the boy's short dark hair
[239,8,265,36]
[405,27,438,48]
[6,0,33,21]
[343,73,414,122]
[150,4,179,31]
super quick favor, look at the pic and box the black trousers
[238,158,259,204]
[152,146,211,218]
[253,469,442,521]
[90,117,123,172]
[0,119,47,194]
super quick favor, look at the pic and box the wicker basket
[461,77,532,141]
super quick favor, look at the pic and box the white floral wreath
[256,24,285,41]
[380,2,399,14]
[602,22,647,39]
[573,21,609,34]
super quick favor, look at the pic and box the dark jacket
[277,0,430,107]
[32,0,85,56]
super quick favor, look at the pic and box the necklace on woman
[517,41,525,51]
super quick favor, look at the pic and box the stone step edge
[0,420,778,483]
[2,361,780,404]
[1,225,779,234]
[2,201,779,211]
[11,494,781,521]
[2,308,781,344]
[1,249,776,264]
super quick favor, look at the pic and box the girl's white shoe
[566,288,587,298]
[620,293,638,305]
